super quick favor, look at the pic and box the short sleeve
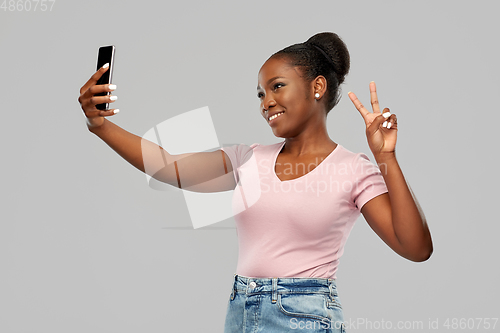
[220,143,259,184]
[350,153,388,211]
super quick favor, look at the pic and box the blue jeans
[224,274,346,333]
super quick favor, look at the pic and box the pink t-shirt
[221,140,388,279]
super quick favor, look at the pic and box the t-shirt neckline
[272,140,342,183]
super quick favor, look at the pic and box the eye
[273,83,285,90]
[257,91,264,99]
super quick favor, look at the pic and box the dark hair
[270,32,350,114]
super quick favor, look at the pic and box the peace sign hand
[348,82,397,157]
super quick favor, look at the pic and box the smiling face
[257,56,325,138]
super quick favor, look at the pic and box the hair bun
[305,32,350,84]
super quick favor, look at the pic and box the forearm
[375,152,433,260]
[88,118,171,176]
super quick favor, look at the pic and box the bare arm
[349,82,433,262]
[79,65,236,193]
[360,154,433,262]
[90,119,236,192]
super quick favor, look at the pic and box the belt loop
[231,274,237,300]
[272,278,278,303]
[328,279,336,301]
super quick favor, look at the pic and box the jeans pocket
[277,293,331,322]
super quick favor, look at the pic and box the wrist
[87,118,107,134]
[373,151,396,164]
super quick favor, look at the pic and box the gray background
[1,0,499,332]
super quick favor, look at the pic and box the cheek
[285,92,306,108]
[289,84,308,101]
[281,89,297,104]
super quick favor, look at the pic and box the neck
[282,115,336,156]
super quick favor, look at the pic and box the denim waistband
[231,274,338,303]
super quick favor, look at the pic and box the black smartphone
[95,45,115,110]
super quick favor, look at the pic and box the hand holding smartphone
[95,45,115,110]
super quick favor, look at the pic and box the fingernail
[382,112,391,118]
[382,121,387,128]
[113,109,120,114]
[109,95,118,101]
[109,84,117,91]
[348,91,352,94]
[387,122,392,129]
[102,63,109,69]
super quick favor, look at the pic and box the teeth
[269,112,284,121]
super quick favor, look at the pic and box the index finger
[80,63,109,94]
[348,91,370,119]
[370,81,381,114]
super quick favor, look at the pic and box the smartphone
[95,45,115,110]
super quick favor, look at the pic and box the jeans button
[249,281,257,289]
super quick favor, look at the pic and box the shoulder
[332,144,381,177]
[221,141,281,166]
[332,144,370,164]
[249,141,283,153]
[221,142,264,154]
[226,141,283,155]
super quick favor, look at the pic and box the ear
[312,75,327,98]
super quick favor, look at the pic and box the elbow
[408,243,433,262]
[412,249,433,262]
[405,223,433,262]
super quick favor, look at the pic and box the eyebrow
[257,76,285,90]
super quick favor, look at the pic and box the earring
[315,93,320,99]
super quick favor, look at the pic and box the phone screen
[95,45,115,110]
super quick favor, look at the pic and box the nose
[262,95,276,114]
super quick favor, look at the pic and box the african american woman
[78,32,433,333]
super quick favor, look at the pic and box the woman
[78,32,433,332]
